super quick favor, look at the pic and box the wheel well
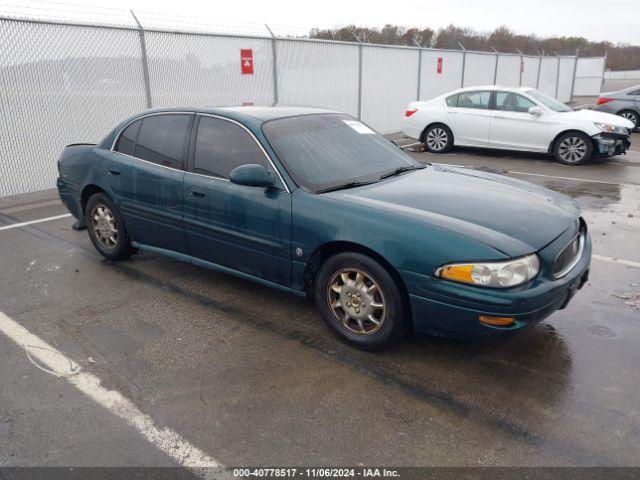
[303,241,412,317]
[548,129,594,155]
[420,122,453,144]
[80,184,106,214]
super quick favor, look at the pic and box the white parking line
[593,254,640,269]
[399,141,422,149]
[0,310,224,474]
[0,213,71,232]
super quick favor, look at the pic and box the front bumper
[592,132,631,156]
[404,231,592,339]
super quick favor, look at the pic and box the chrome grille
[553,221,586,278]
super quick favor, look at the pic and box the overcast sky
[11,0,640,44]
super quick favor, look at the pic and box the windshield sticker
[343,120,375,134]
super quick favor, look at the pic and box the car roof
[130,105,339,122]
[618,85,640,93]
[99,105,342,150]
[450,85,534,94]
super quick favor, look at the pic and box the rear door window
[133,114,191,169]
[193,116,269,179]
[455,91,491,109]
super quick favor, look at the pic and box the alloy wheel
[426,128,448,151]
[621,111,638,126]
[558,136,587,164]
[91,204,118,249]
[327,268,386,336]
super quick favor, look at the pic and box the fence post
[130,10,152,109]
[569,48,579,101]
[265,24,279,106]
[536,51,543,88]
[601,50,608,91]
[516,49,524,86]
[491,47,499,85]
[352,33,363,120]
[458,42,466,88]
[554,52,561,99]
[414,39,422,100]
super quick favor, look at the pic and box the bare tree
[309,23,640,70]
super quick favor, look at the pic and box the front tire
[314,252,408,351]
[553,132,593,165]
[85,193,132,260]
[619,110,639,129]
[422,124,453,153]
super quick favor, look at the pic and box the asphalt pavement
[0,134,639,472]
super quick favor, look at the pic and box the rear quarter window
[445,94,459,107]
[115,120,141,156]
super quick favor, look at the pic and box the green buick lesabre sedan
[57,106,591,350]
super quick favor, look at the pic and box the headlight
[435,254,540,288]
[594,122,628,134]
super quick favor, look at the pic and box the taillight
[597,97,613,105]
[405,108,418,117]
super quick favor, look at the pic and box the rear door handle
[494,114,506,119]
[188,187,205,199]
[108,166,121,176]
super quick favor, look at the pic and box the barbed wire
[0,0,315,37]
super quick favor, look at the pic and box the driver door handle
[187,187,205,199]
[107,166,121,176]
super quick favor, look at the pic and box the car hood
[563,109,635,129]
[329,165,580,257]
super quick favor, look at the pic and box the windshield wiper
[315,180,379,194]
[378,164,426,180]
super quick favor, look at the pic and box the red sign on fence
[437,57,443,74]
[241,49,254,75]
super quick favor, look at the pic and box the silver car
[593,85,640,129]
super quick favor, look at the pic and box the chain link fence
[0,15,606,197]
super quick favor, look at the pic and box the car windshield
[262,113,423,193]
[526,89,573,112]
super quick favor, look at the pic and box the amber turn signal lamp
[478,316,516,327]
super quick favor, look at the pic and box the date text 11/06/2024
[232,468,401,477]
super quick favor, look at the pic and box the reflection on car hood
[330,165,580,257]
[564,109,635,129]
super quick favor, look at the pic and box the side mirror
[529,106,544,117]
[229,164,276,188]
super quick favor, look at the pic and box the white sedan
[402,86,634,165]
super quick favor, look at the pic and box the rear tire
[422,124,453,153]
[619,110,639,129]
[85,193,132,261]
[553,132,593,165]
[314,252,408,351]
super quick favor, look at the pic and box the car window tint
[133,114,191,169]
[194,116,268,179]
[628,90,640,96]
[456,91,491,109]
[445,94,459,107]
[115,119,141,156]
[495,92,536,113]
